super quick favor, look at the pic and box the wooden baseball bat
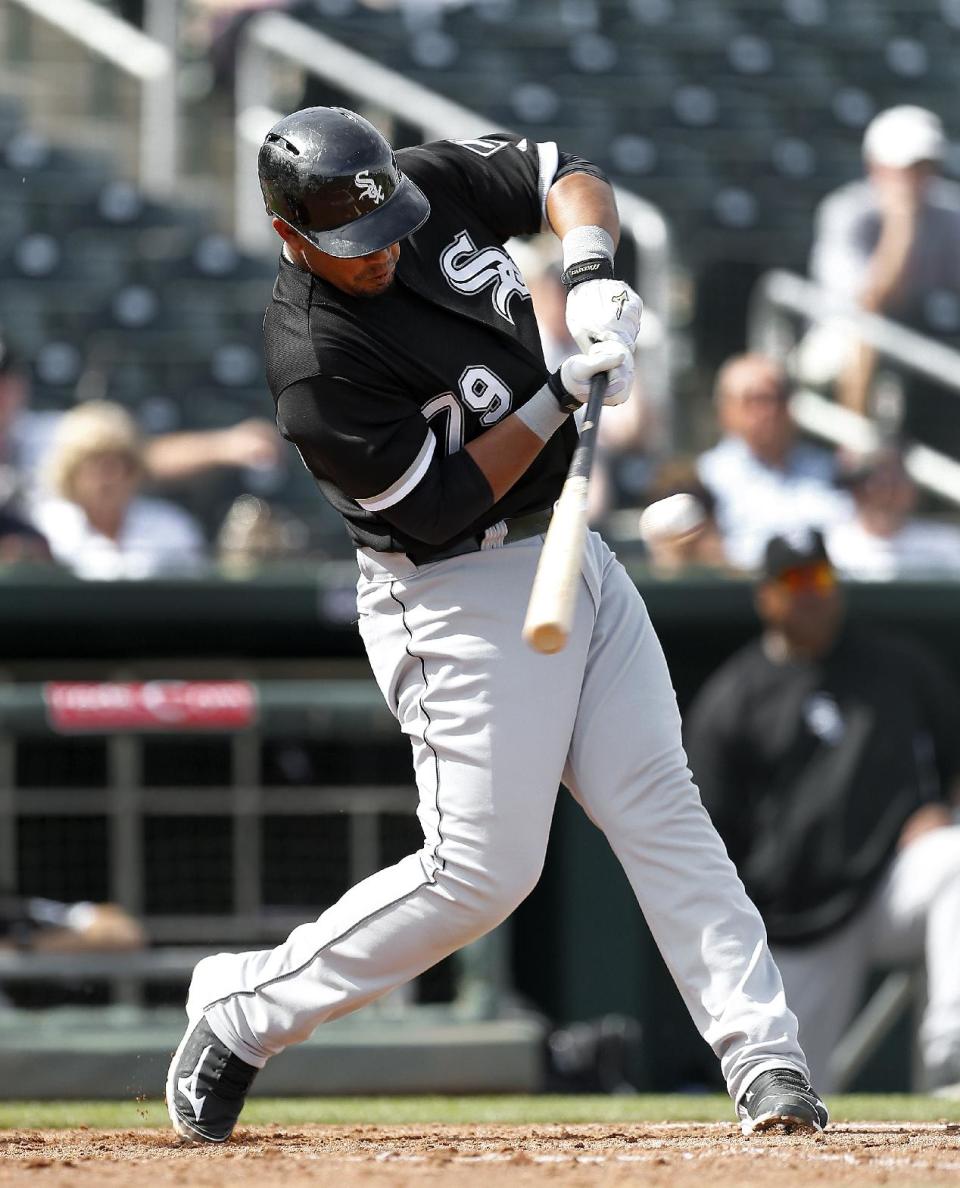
[522,372,607,654]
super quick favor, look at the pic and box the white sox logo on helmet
[440,230,531,324]
[354,170,385,204]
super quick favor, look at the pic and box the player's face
[311,241,401,298]
[756,564,844,655]
[274,220,400,297]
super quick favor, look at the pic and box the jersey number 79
[421,364,513,455]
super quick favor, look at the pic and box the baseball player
[166,107,827,1141]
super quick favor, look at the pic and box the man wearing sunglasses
[685,529,960,1095]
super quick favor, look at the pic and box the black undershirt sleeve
[554,151,609,187]
[380,448,494,545]
[277,376,495,546]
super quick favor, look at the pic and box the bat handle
[520,371,608,654]
[569,371,607,482]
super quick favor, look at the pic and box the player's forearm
[545,172,620,246]
[464,345,635,503]
[465,410,555,502]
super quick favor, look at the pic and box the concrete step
[0,1006,546,1099]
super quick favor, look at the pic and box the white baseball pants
[773,824,960,1092]
[194,532,809,1103]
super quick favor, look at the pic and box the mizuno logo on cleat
[178,1044,212,1120]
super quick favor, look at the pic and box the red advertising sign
[44,681,258,733]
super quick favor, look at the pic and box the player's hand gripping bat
[522,372,607,654]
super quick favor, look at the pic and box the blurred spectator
[324,0,478,10]
[696,354,852,570]
[639,459,728,578]
[0,331,282,524]
[518,238,651,522]
[34,402,207,580]
[826,445,960,581]
[139,418,281,487]
[0,892,145,954]
[216,492,309,574]
[685,530,960,1094]
[0,342,54,564]
[0,335,58,516]
[191,0,290,93]
[0,507,52,566]
[808,106,960,458]
[521,250,574,371]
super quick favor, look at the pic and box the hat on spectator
[863,106,945,169]
[762,529,831,581]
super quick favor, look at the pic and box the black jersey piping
[199,577,446,1016]
[388,580,446,871]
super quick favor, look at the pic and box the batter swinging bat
[523,372,608,654]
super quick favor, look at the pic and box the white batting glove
[555,341,634,409]
[565,278,643,354]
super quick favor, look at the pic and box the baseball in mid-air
[639,493,706,544]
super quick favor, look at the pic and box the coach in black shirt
[685,529,960,1093]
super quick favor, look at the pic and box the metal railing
[829,969,923,1092]
[234,11,673,447]
[0,677,508,1016]
[749,269,960,508]
[3,0,176,195]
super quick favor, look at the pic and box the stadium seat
[0,130,110,208]
[0,95,23,143]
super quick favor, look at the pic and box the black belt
[405,509,553,567]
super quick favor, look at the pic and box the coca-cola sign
[44,681,258,732]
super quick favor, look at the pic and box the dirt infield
[2,1122,960,1186]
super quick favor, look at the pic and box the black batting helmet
[258,107,430,258]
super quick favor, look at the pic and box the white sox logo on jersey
[440,230,531,325]
[354,170,384,204]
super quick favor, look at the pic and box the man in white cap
[808,106,960,455]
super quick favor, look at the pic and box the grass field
[2,1093,958,1129]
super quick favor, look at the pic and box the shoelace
[760,1070,815,1095]
[747,1070,822,1114]
[214,1055,257,1100]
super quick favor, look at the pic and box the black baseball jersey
[263,134,598,560]
[685,625,960,945]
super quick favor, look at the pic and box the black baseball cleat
[737,1068,829,1136]
[166,1016,259,1143]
